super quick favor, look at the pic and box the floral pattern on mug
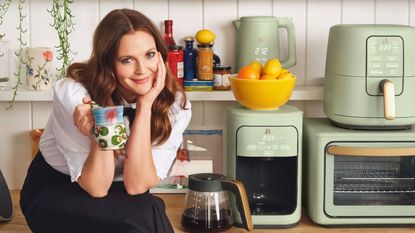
[105,108,119,124]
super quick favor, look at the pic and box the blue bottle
[184,36,197,81]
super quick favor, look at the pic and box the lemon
[195,29,216,44]
[262,58,282,79]
[248,61,263,74]
[278,71,294,80]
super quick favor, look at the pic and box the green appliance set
[226,104,303,228]
[233,16,296,71]
[303,24,415,226]
[303,118,415,226]
[324,24,415,129]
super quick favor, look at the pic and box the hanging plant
[6,0,27,110]
[48,0,75,79]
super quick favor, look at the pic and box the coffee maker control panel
[236,126,298,157]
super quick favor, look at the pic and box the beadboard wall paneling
[238,0,273,17]
[71,1,100,62]
[306,0,341,86]
[135,0,168,30]
[274,0,307,86]
[376,0,409,24]
[411,0,415,25]
[0,102,32,191]
[342,0,374,24]
[100,0,133,18]
[204,0,237,72]
[32,102,53,129]
[170,0,203,46]
[2,0,415,190]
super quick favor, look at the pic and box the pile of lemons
[237,58,295,80]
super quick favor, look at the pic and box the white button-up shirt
[39,78,191,182]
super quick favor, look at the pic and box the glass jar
[197,43,213,81]
[213,65,231,90]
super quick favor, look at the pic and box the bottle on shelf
[163,20,176,48]
[184,36,197,81]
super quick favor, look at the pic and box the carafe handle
[221,179,253,231]
[277,17,296,68]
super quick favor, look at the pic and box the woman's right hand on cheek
[73,96,95,136]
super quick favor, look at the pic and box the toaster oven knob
[379,79,395,120]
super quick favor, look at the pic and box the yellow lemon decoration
[262,58,282,79]
[195,29,216,44]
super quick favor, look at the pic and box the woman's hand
[73,96,95,136]
[137,52,166,108]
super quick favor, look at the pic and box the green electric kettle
[233,16,296,71]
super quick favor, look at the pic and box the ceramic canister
[25,47,54,90]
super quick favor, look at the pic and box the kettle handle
[221,179,253,231]
[277,17,296,68]
[233,20,240,31]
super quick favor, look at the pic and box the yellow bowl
[229,76,296,110]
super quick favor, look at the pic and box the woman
[20,9,191,233]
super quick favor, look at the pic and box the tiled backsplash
[1,0,414,189]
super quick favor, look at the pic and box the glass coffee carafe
[181,173,253,232]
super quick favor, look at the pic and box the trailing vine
[48,0,75,79]
[6,0,27,110]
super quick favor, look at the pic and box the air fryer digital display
[366,36,403,77]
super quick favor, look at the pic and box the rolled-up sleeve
[152,95,192,179]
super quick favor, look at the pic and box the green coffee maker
[226,104,302,228]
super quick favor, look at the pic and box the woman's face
[114,30,160,102]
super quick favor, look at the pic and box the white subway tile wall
[1,0,414,189]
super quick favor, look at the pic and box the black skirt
[20,152,174,233]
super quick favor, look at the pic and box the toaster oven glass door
[324,142,415,217]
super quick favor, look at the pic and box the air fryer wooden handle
[222,179,253,231]
[380,79,395,120]
[327,145,415,156]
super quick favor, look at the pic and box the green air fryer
[233,16,296,71]
[324,24,415,129]
[226,104,302,228]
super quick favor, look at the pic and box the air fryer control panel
[366,36,403,77]
[366,36,404,95]
[236,126,298,157]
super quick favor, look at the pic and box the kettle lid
[239,16,277,22]
[188,173,227,192]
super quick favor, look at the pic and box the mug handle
[221,179,253,231]
[278,17,296,68]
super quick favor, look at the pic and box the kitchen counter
[1,191,413,233]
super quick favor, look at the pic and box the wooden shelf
[0,85,323,102]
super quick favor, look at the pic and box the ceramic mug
[25,47,54,90]
[92,105,127,150]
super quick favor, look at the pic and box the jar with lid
[213,65,231,90]
[197,43,213,81]
[168,45,184,85]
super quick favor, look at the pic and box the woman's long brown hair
[67,9,188,145]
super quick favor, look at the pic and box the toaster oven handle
[327,145,415,156]
[380,79,395,120]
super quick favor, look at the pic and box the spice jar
[213,65,231,90]
[197,43,213,81]
[168,45,184,85]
